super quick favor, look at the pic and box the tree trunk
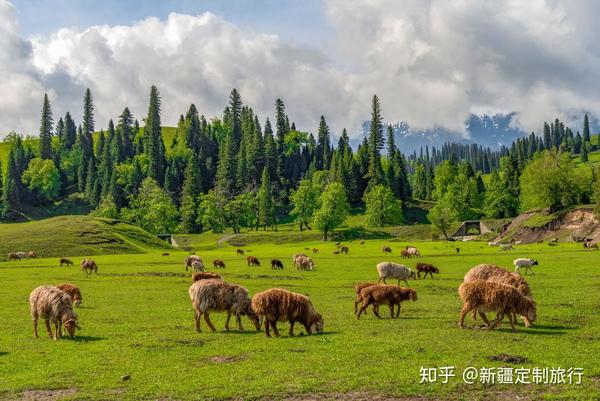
[323,226,328,241]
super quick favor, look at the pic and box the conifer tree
[82,88,95,161]
[366,95,385,192]
[63,112,77,150]
[583,113,591,144]
[39,93,54,160]
[144,85,166,184]
[179,152,203,233]
[315,116,331,170]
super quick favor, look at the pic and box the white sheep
[191,260,205,272]
[376,262,416,286]
[295,255,315,271]
[29,286,79,340]
[513,258,539,275]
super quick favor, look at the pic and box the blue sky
[12,0,330,45]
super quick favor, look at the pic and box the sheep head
[245,306,261,331]
[532,260,539,266]
[522,298,537,327]
[310,313,324,334]
[409,289,418,302]
[409,270,417,280]
[63,318,79,339]
[432,267,440,274]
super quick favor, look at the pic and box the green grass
[0,234,598,400]
[0,216,172,259]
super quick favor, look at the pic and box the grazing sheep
[271,259,284,270]
[458,280,536,332]
[360,240,365,245]
[292,253,308,267]
[500,244,514,251]
[16,251,28,259]
[357,285,417,319]
[185,255,202,271]
[213,259,226,269]
[8,252,21,261]
[237,249,245,256]
[59,258,73,267]
[416,262,439,279]
[295,255,315,271]
[513,258,539,275]
[549,238,558,243]
[56,283,82,306]
[29,286,79,340]
[376,262,416,286]
[80,259,98,275]
[247,256,261,267]
[191,272,222,282]
[456,247,460,254]
[188,279,259,332]
[583,240,598,250]
[28,251,37,258]
[340,246,349,254]
[312,248,319,254]
[406,247,421,258]
[382,246,392,254]
[464,264,532,296]
[353,282,378,314]
[251,288,324,337]
[400,249,410,259]
[191,260,205,272]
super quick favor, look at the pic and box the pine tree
[55,117,64,148]
[543,122,552,150]
[82,88,95,161]
[39,93,54,159]
[258,167,276,230]
[144,85,166,184]
[179,152,203,233]
[366,94,385,192]
[315,116,331,170]
[583,113,591,144]
[581,141,589,162]
[63,112,77,150]
[117,107,134,159]
[275,98,287,172]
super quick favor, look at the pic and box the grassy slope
[0,216,172,259]
[0,237,598,400]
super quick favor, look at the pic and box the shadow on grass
[72,335,104,343]
[0,351,8,357]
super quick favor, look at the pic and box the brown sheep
[382,246,392,254]
[583,240,598,250]
[191,272,222,282]
[251,288,324,337]
[188,279,259,332]
[292,253,308,265]
[353,282,378,314]
[213,259,226,269]
[237,249,245,256]
[416,263,439,279]
[29,286,79,340]
[458,280,536,332]
[184,255,202,271]
[8,252,21,261]
[340,246,349,254]
[80,259,98,274]
[400,249,410,259]
[247,256,261,267]
[360,240,366,245]
[56,283,82,306]
[312,248,319,254]
[59,258,73,267]
[271,259,284,270]
[356,285,417,319]
[28,251,38,258]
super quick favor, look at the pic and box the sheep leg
[357,302,368,319]
[58,322,63,338]
[488,312,504,330]
[389,304,394,318]
[271,321,281,337]
[236,314,244,331]
[33,318,38,338]
[204,313,217,332]
[459,305,472,328]
[45,319,53,338]
[354,297,360,314]
[403,279,409,287]
[417,272,421,279]
[289,321,295,336]
[194,310,202,332]
[372,304,382,319]
[478,311,491,327]
[224,311,232,331]
[54,321,60,339]
[264,320,271,337]
[508,313,518,333]
[395,303,401,318]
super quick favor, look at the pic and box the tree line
[1,86,599,239]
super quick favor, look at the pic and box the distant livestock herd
[6,241,553,340]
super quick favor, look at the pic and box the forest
[1,86,599,239]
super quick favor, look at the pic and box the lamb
[80,259,98,275]
[56,283,82,306]
[8,252,21,261]
[340,246,349,254]
[271,259,284,270]
[353,282,378,314]
[513,258,539,275]
[188,279,260,332]
[376,262,416,286]
[382,246,392,254]
[191,260,205,272]
[247,256,261,267]
[295,255,315,271]
[191,272,222,282]
[59,258,73,267]
[29,285,79,340]
[356,285,417,319]
[213,259,226,269]
[415,262,439,279]
[184,255,202,271]
[251,288,324,337]
[458,280,536,332]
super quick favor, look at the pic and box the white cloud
[2,0,600,141]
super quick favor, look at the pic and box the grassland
[0,226,598,400]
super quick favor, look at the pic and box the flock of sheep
[20,243,543,340]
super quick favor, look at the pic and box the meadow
[0,231,599,401]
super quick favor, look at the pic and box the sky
[2,0,600,141]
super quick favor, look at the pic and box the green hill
[0,215,172,260]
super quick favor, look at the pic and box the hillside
[0,215,172,259]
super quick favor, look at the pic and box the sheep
[382,246,392,254]
[16,251,28,259]
[360,240,366,245]
[8,252,21,261]
[549,238,559,243]
[376,262,416,286]
[247,256,261,267]
[59,258,73,267]
[456,247,460,254]
[162,252,170,256]
[340,246,349,254]
[292,253,308,268]
[458,280,536,332]
[188,279,260,332]
[333,250,340,255]
[353,282,378,314]
[56,283,82,306]
[312,248,319,254]
[400,249,410,259]
[80,259,98,275]
[295,255,315,271]
[251,288,324,337]
[271,259,284,270]
[185,255,202,271]
[406,247,421,258]
[29,286,79,340]
[513,258,539,275]
[583,240,598,250]
[28,251,38,258]
[213,259,226,269]
[500,244,514,251]
[191,272,222,282]
[236,249,245,256]
[415,262,439,279]
[356,285,417,319]
[191,260,205,272]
